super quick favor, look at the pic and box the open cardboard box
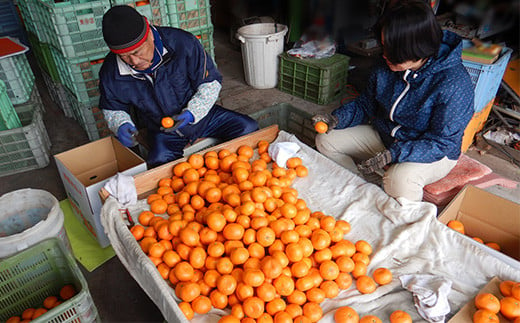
[438,185,520,268]
[449,277,510,322]
[55,136,147,247]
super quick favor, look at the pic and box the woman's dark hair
[375,0,443,64]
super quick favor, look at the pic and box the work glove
[160,110,195,133]
[117,122,138,147]
[311,113,339,132]
[357,150,392,175]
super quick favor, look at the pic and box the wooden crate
[100,125,280,201]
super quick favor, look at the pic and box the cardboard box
[449,277,509,322]
[438,185,520,267]
[55,137,147,247]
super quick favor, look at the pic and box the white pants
[315,125,458,201]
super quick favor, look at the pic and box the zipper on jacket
[389,69,412,122]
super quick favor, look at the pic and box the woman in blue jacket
[99,6,258,167]
[313,0,474,201]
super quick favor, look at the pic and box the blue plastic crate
[462,41,513,112]
[0,0,22,36]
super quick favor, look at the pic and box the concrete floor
[1,28,519,322]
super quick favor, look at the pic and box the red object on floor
[423,154,518,206]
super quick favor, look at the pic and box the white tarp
[101,130,520,323]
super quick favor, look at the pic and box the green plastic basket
[51,46,104,107]
[192,26,215,61]
[0,80,22,131]
[0,238,99,322]
[111,0,169,26]
[28,32,61,82]
[249,103,315,147]
[278,52,350,105]
[166,0,213,32]
[34,0,110,58]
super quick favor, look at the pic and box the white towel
[103,173,137,207]
[267,142,300,168]
[399,274,452,323]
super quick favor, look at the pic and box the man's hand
[117,122,138,147]
[311,113,338,132]
[161,110,195,133]
[357,150,392,175]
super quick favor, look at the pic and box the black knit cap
[102,5,149,53]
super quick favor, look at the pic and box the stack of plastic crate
[19,0,112,141]
[165,0,215,60]
[0,0,29,45]
[0,38,51,177]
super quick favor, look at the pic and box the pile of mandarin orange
[130,140,408,323]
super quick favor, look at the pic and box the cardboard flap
[112,138,146,172]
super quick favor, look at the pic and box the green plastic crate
[110,0,169,26]
[0,49,35,105]
[28,32,61,83]
[51,47,104,107]
[0,238,99,322]
[192,26,215,61]
[166,0,213,32]
[278,52,351,105]
[34,0,110,58]
[0,80,22,131]
[63,86,110,142]
[0,90,50,177]
[41,70,74,118]
[249,103,315,147]
[17,0,48,43]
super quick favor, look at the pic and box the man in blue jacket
[313,0,474,201]
[99,5,258,167]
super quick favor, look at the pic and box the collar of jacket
[116,25,170,78]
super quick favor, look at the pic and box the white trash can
[0,188,71,258]
[236,23,288,89]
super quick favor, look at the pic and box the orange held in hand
[314,121,328,133]
[161,117,175,128]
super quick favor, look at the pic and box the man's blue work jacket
[98,26,222,132]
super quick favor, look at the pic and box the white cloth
[103,173,137,207]
[267,141,300,168]
[100,131,520,323]
[400,274,452,323]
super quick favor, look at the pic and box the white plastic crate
[0,45,35,105]
[0,94,51,177]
